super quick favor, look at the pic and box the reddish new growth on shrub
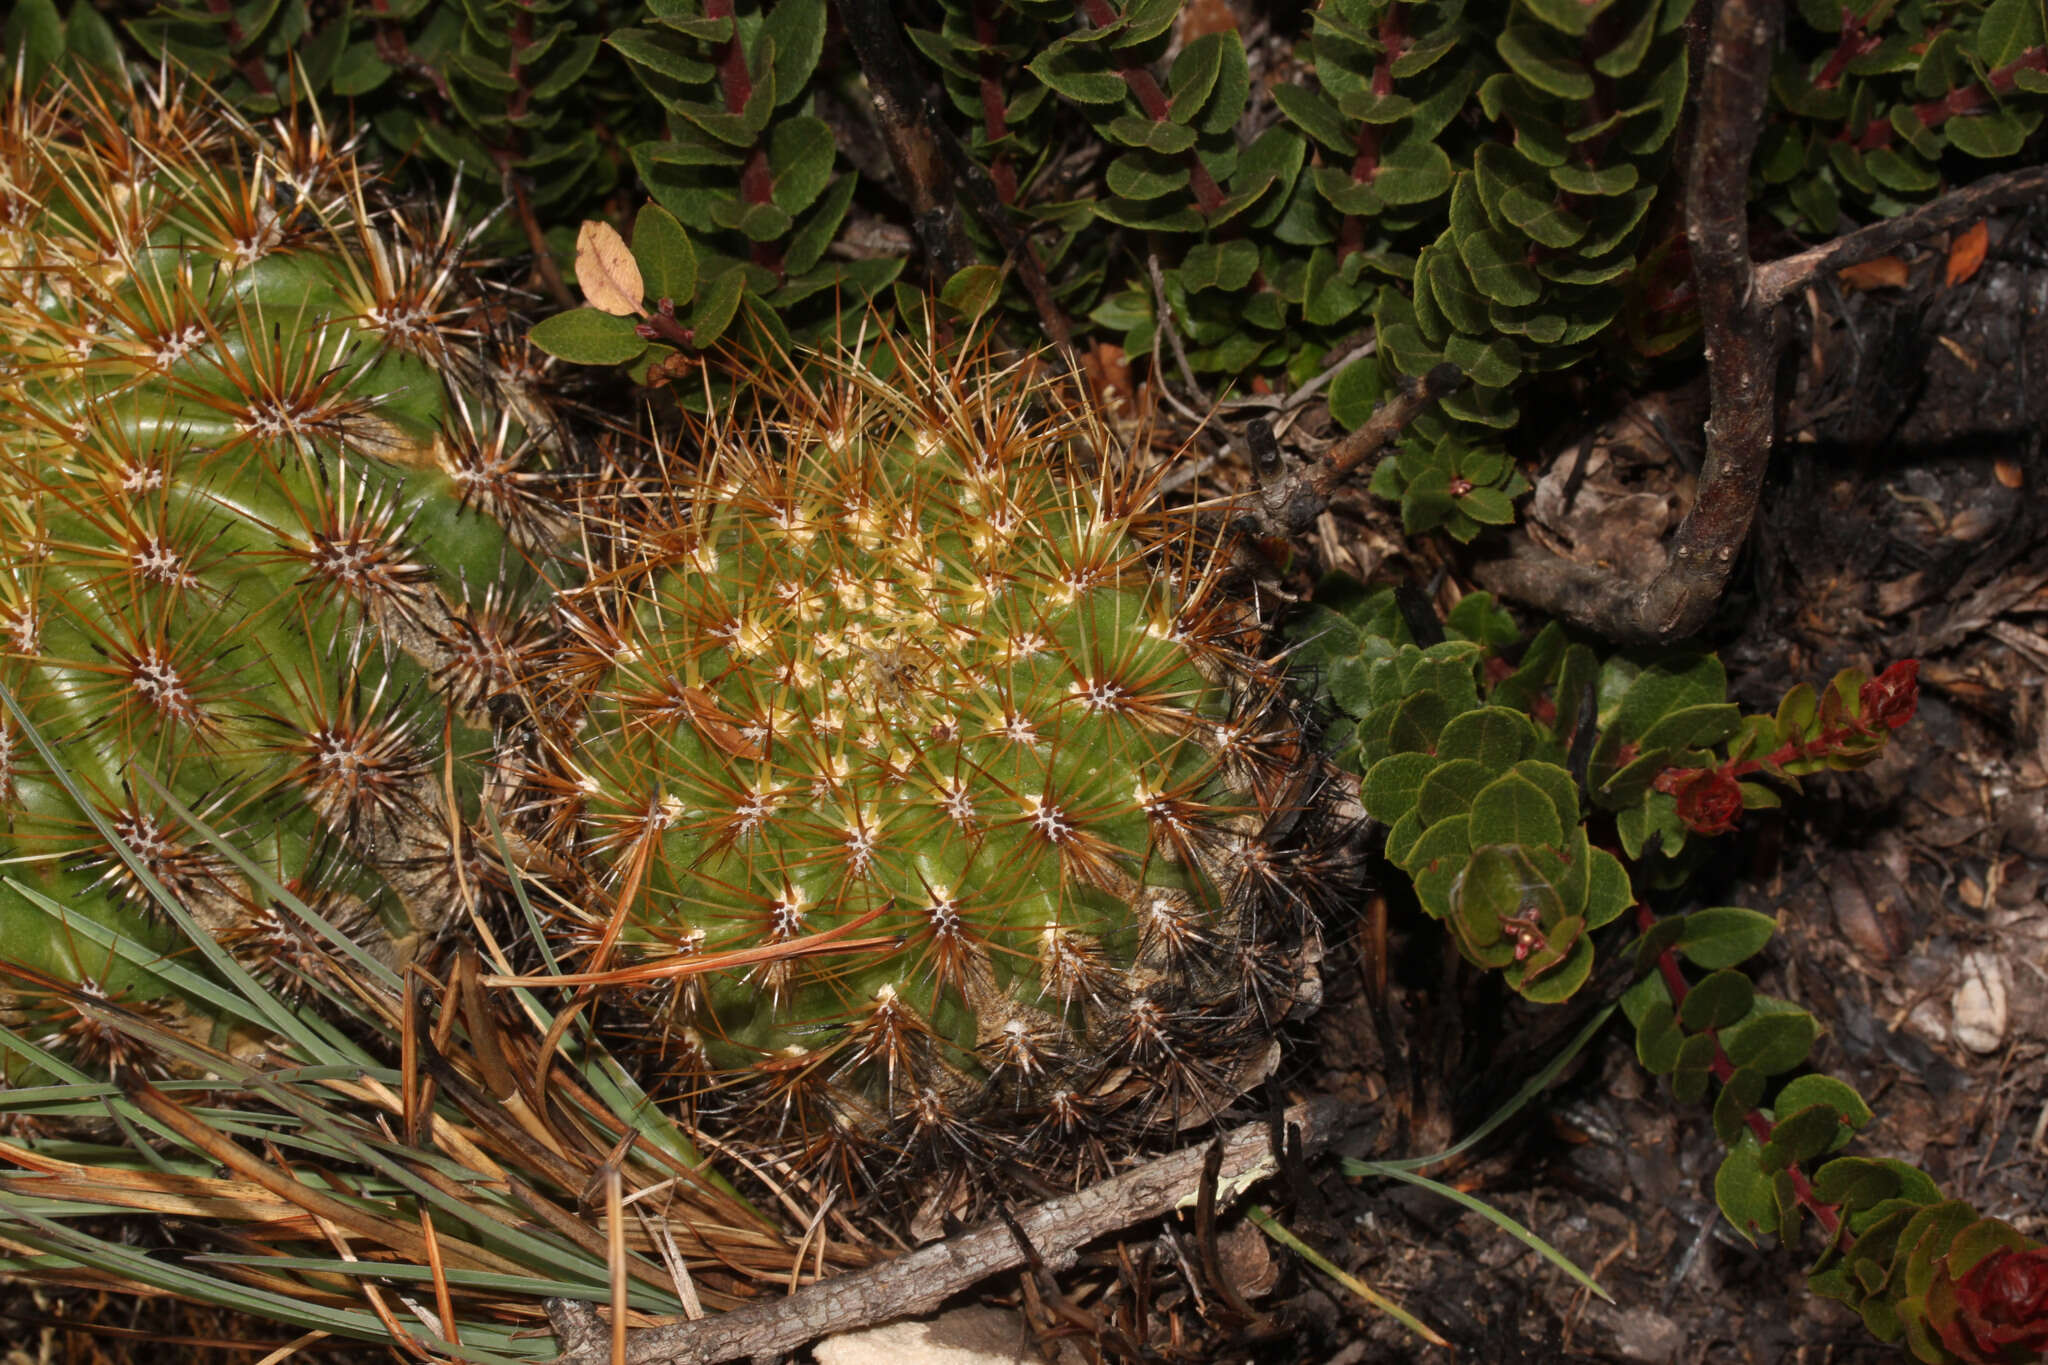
[1860,659,1921,731]
[1652,765,1745,837]
[1656,660,1921,838]
[1934,1245,2048,1364]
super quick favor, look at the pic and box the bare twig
[553,1099,1345,1365]
[1148,251,1207,403]
[1478,0,1781,643]
[1271,337,1377,430]
[546,1299,609,1361]
[1236,363,1462,539]
[1158,451,1221,495]
[1175,337,1376,422]
[1754,163,2048,304]
[835,0,972,281]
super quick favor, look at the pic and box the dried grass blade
[607,1162,628,1365]
[420,1202,461,1348]
[127,1082,507,1276]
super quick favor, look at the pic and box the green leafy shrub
[1767,0,2048,233]
[1294,580,2041,1361]
[69,0,2047,538]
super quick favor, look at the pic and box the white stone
[814,1306,1041,1365]
[1951,948,2010,1053]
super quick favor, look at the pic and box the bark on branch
[552,1099,1344,1365]
[1753,163,2048,305]
[1478,0,1782,643]
[1236,363,1463,540]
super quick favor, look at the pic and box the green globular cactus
[0,73,561,1076]
[533,337,1346,1184]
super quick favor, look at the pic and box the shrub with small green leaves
[1269,0,1694,538]
[80,0,2048,546]
[1766,0,2048,234]
[601,0,903,351]
[78,0,625,251]
[1293,581,2045,1361]
[1292,587,1740,997]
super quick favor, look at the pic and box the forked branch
[1478,0,1781,643]
[1478,7,2048,644]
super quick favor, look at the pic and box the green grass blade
[0,1210,544,1362]
[483,808,721,1180]
[134,772,404,995]
[0,1026,98,1088]
[1338,1160,1611,1301]
[0,682,312,1048]
[3,876,275,1029]
[228,1071,658,1301]
[1247,1205,1450,1347]
[187,1252,680,1311]
[1373,1004,1615,1173]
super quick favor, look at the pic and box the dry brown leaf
[1179,0,1241,40]
[1837,256,1910,291]
[0,1137,303,1222]
[575,220,644,317]
[1080,339,1134,414]
[1945,220,1989,287]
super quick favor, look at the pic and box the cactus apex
[526,329,1355,1194]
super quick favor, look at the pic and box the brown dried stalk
[549,1098,1345,1365]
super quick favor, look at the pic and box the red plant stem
[706,0,784,273]
[1636,905,1845,1243]
[1814,8,1880,91]
[369,1,454,106]
[486,2,573,308]
[204,0,276,99]
[1540,17,1626,267]
[1841,46,2047,149]
[705,0,747,108]
[974,1,1019,204]
[1572,11,1621,168]
[1073,0,1226,213]
[1337,6,1405,261]
[505,5,534,124]
[1725,710,1882,784]
[636,303,695,348]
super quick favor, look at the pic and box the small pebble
[1590,1304,1685,1363]
[815,1306,1042,1365]
[1951,949,2010,1053]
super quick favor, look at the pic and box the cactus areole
[0,74,557,1073]
[540,342,1343,1176]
